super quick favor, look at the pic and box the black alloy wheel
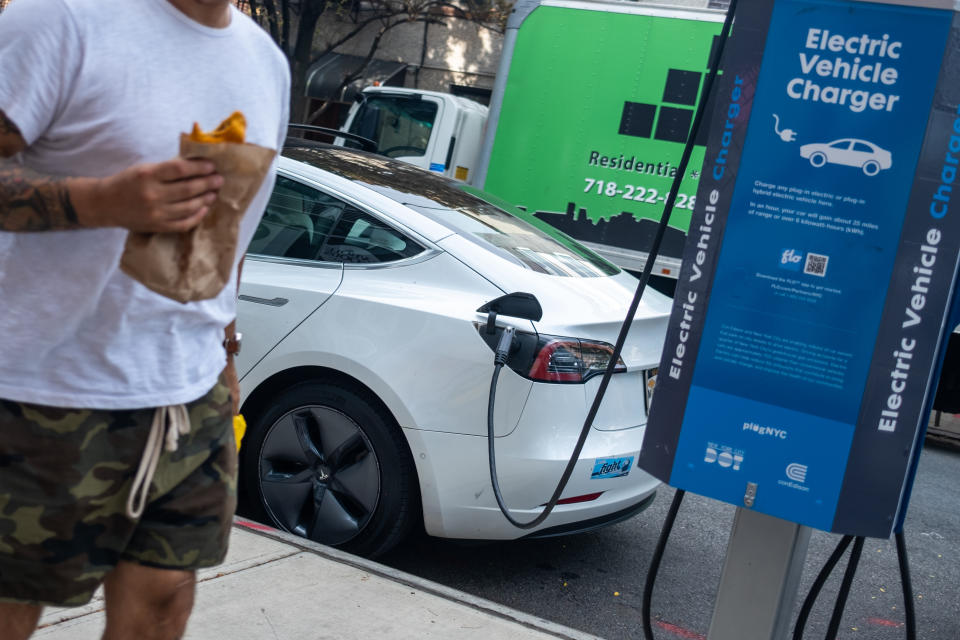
[260,404,379,545]
[239,381,418,557]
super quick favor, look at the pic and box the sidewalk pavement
[34,518,603,640]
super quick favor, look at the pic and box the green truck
[340,0,725,279]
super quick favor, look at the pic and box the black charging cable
[635,0,737,631]
[792,531,916,640]
[486,326,548,529]
[895,531,918,640]
[641,489,686,640]
[824,536,865,639]
[792,535,855,640]
[483,0,738,535]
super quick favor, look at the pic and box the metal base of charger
[708,507,812,640]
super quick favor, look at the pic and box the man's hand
[2,107,223,234]
[70,158,224,233]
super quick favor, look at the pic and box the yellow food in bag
[189,111,246,144]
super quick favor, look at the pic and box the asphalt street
[378,441,960,640]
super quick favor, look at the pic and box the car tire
[809,152,827,168]
[862,160,880,176]
[238,380,418,558]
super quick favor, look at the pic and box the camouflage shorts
[0,377,236,607]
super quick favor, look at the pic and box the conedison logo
[779,462,810,492]
[743,421,788,440]
[786,463,808,483]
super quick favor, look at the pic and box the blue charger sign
[640,0,960,537]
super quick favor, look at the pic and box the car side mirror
[477,292,543,334]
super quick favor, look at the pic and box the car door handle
[239,295,289,307]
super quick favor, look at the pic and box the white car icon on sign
[799,138,892,176]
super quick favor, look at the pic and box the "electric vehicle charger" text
[787,28,902,113]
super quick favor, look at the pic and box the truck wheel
[238,380,418,558]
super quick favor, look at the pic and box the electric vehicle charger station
[636,0,960,636]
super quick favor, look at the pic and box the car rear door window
[249,175,424,265]
[248,175,345,260]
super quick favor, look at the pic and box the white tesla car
[235,145,671,557]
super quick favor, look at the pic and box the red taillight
[527,337,626,383]
[528,339,584,382]
[474,324,628,384]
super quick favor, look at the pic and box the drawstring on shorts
[125,404,191,519]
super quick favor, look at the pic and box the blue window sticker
[429,163,445,172]
[591,456,634,479]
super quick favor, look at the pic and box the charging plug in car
[477,292,541,366]
[494,326,516,365]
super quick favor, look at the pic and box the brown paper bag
[120,135,277,303]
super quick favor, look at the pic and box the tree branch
[281,0,291,57]
[308,8,406,65]
[262,0,281,43]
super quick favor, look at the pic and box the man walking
[0,0,290,637]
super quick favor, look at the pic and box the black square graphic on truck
[662,69,702,106]
[618,102,656,138]
[654,106,693,143]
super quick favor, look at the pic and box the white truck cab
[338,87,488,184]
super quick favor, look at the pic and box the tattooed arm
[0,109,223,233]
[0,112,84,231]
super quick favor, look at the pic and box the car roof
[282,144,486,210]
[279,144,619,277]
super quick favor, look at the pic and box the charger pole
[708,508,812,640]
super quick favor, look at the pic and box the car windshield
[344,95,437,158]
[282,146,619,277]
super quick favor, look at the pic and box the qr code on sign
[804,253,828,277]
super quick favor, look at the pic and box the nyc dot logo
[779,248,803,271]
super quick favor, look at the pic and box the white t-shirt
[0,0,290,408]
